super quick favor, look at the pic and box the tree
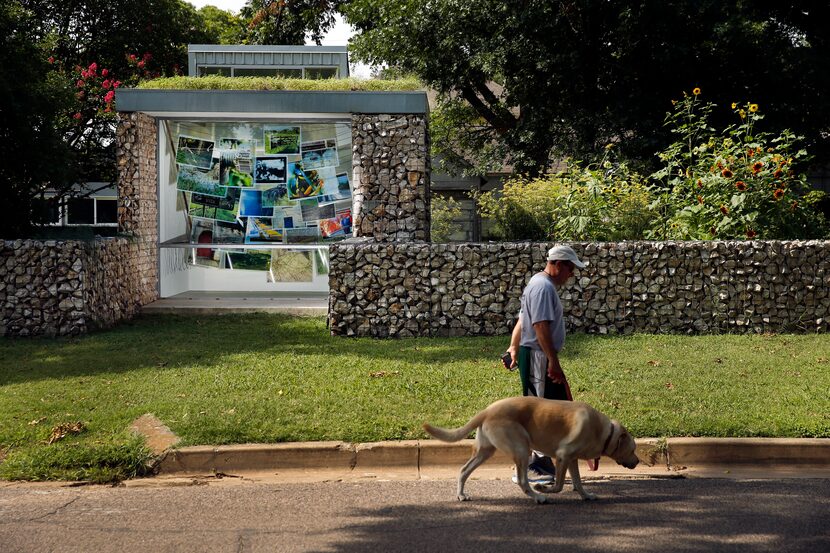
[344,1,830,176]
[0,0,76,237]
[199,5,246,45]
[239,0,344,45]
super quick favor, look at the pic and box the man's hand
[507,345,518,369]
[547,356,567,384]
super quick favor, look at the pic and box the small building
[188,44,349,79]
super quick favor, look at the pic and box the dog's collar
[601,422,618,456]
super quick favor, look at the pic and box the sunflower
[752,161,764,174]
[749,104,759,112]
[697,195,704,204]
[697,179,703,188]
[746,229,757,239]
[773,169,784,179]
[693,87,701,96]
[731,102,738,109]
[773,188,785,200]
[720,204,729,215]
[735,181,747,191]
[739,109,746,119]
[721,168,734,179]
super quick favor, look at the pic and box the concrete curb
[154,438,830,476]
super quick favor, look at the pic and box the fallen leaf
[47,422,86,444]
[370,371,401,378]
[665,382,674,389]
[648,360,660,366]
[28,417,47,426]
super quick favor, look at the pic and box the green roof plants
[136,76,423,92]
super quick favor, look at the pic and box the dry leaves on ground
[47,422,86,444]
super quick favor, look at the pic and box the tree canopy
[239,0,344,45]
[344,0,830,176]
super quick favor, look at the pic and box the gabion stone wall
[328,240,830,338]
[351,114,430,242]
[116,112,158,307]
[1,238,145,336]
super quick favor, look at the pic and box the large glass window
[67,198,95,225]
[164,120,352,285]
[304,67,338,80]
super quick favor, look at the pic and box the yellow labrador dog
[423,396,639,503]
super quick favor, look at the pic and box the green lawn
[1,314,828,482]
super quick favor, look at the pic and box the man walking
[506,244,586,482]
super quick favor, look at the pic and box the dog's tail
[423,410,488,442]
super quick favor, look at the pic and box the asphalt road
[1,476,829,552]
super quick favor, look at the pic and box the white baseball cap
[547,244,586,268]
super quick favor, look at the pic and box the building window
[97,199,118,224]
[32,198,61,225]
[304,67,338,80]
[67,198,95,225]
[199,66,231,76]
[233,68,279,77]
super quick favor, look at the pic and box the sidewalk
[138,437,830,486]
[141,291,328,316]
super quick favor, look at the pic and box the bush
[648,90,829,240]
[430,195,463,242]
[473,153,654,241]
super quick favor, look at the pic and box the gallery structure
[115,86,430,299]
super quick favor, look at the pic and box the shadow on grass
[0,313,508,386]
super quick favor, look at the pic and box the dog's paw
[457,494,471,502]
[532,495,552,505]
[581,492,598,501]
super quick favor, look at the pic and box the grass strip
[1,314,828,481]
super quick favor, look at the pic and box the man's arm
[506,319,521,369]
[532,320,566,384]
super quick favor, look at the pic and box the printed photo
[319,209,352,240]
[176,163,227,198]
[298,197,321,222]
[269,249,313,283]
[284,226,320,244]
[245,217,283,243]
[188,188,240,222]
[176,135,215,169]
[263,125,301,155]
[286,163,337,200]
[239,189,275,218]
[301,138,338,170]
[260,185,290,208]
[273,203,302,230]
[227,250,271,271]
[214,220,246,244]
[254,156,287,184]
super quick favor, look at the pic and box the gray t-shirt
[519,272,565,352]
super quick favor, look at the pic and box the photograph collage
[172,121,353,282]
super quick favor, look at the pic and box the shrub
[430,195,463,242]
[649,90,829,240]
[473,153,654,241]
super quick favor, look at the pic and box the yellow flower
[692,87,701,96]
[739,109,746,119]
[731,102,738,109]
[749,104,759,113]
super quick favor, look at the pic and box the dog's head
[608,421,639,469]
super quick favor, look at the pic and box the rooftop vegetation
[136,75,424,92]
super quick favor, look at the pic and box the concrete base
[141,291,328,316]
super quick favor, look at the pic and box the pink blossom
[137,60,145,69]
[142,52,152,61]
[76,79,85,88]
[128,54,137,62]
[104,91,115,103]
[101,69,109,77]
[48,56,55,64]
[113,80,121,88]
[76,91,85,99]
[73,113,82,120]
[81,70,89,79]
[102,80,111,89]
[88,62,97,74]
